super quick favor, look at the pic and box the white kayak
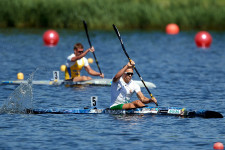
[1,79,156,88]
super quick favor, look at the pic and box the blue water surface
[0,28,225,150]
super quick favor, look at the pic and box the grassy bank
[0,0,225,30]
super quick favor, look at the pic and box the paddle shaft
[113,24,157,105]
[83,20,102,74]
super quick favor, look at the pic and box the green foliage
[0,0,225,30]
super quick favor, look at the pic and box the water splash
[0,69,38,114]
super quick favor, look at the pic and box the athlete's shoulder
[67,53,75,59]
[83,57,88,60]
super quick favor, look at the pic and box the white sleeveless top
[110,77,141,107]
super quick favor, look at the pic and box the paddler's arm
[85,65,104,78]
[71,47,94,62]
[137,91,158,105]
[112,60,135,82]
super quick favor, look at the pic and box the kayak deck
[1,79,156,88]
[26,106,223,118]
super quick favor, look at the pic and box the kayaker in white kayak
[110,60,157,110]
[65,43,104,81]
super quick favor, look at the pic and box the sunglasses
[77,51,83,54]
[125,72,133,76]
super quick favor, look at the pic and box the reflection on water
[112,114,145,121]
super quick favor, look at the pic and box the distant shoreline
[0,0,225,31]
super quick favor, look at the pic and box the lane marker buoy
[88,58,94,64]
[60,65,66,72]
[214,142,224,150]
[166,23,180,35]
[43,30,59,46]
[195,31,212,48]
[17,72,24,80]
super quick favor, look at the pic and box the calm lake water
[0,28,225,150]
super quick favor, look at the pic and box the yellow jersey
[65,53,89,80]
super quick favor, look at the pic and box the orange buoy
[213,142,224,150]
[43,30,59,46]
[194,31,212,48]
[166,23,179,35]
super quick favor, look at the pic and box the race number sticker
[91,96,98,108]
[168,109,181,114]
[53,71,59,80]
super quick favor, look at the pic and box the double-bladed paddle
[113,24,158,106]
[83,20,102,74]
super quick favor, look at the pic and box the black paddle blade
[196,110,223,118]
[83,20,87,28]
[112,25,120,39]
[204,111,223,118]
[83,20,92,47]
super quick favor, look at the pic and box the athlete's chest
[118,82,134,94]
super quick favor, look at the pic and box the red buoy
[213,142,224,150]
[166,23,179,35]
[194,31,212,48]
[43,30,59,46]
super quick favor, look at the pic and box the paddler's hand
[127,60,135,67]
[99,73,104,78]
[149,97,158,106]
[89,46,95,53]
